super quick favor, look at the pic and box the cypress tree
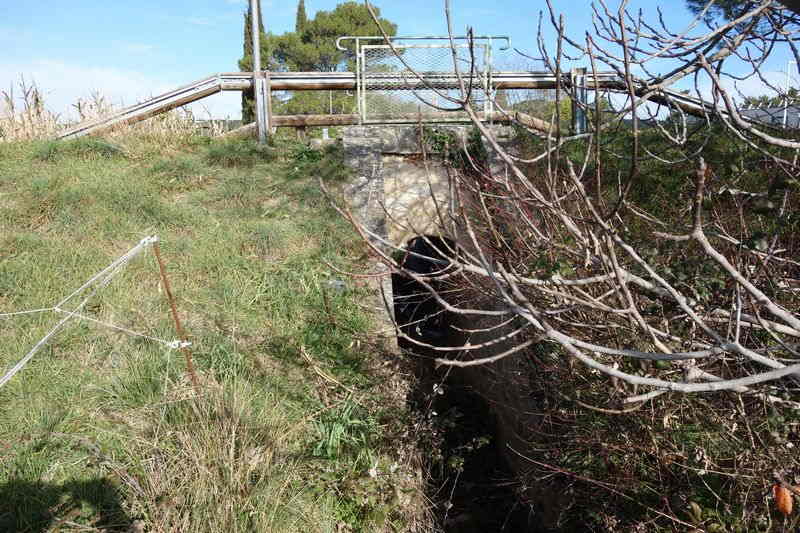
[295,0,308,33]
[241,0,265,123]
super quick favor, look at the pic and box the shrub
[288,142,351,182]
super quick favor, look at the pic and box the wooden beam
[223,110,553,132]
[220,122,257,138]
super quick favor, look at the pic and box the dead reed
[1,77,213,142]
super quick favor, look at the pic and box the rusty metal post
[152,241,200,391]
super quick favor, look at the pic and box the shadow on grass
[0,477,133,532]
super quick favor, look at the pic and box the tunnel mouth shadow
[390,235,460,353]
[391,234,535,532]
[423,380,534,532]
[0,476,134,532]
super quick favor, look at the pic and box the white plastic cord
[0,308,55,318]
[54,309,190,350]
[0,236,178,390]
[54,235,157,310]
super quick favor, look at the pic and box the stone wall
[341,123,519,248]
[341,125,472,249]
[340,123,519,351]
[341,124,465,352]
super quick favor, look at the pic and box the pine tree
[684,0,799,30]
[241,0,265,123]
[295,0,308,33]
[238,1,398,120]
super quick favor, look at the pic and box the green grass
[0,135,424,532]
[32,137,126,161]
[205,138,277,167]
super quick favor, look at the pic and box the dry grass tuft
[1,77,206,143]
[1,77,61,140]
[118,378,313,532]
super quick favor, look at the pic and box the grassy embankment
[0,133,426,532]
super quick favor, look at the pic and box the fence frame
[337,35,510,125]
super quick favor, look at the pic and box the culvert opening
[391,235,534,532]
[390,235,459,352]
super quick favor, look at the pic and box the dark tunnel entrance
[390,235,459,352]
[391,235,536,532]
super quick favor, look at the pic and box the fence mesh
[361,44,492,123]
[358,43,563,124]
[491,53,560,123]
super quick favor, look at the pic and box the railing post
[251,0,268,144]
[255,74,270,142]
[571,67,588,135]
[266,70,274,134]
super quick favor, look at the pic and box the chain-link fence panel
[351,39,582,127]
[360,44,492,123]
[490,52,561,124]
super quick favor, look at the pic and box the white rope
[0,235,170,390]
[53,309,190,350]
[0,308,55,318]
[168,340,193,349]
[0,283,102,389]
[54,235,158,310]
[0,309,77,389]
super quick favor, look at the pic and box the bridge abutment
[340,123,518,349]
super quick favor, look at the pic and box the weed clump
[205,139,276,167]
[33,137,125,161]
[421,125,488,170]
[288,142,351,182]
[148,156,200,178]
[312,399,377,465]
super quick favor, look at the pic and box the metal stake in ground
[152,241,200,391]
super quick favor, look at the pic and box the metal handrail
[335,35,511,51]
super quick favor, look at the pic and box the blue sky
[2,0,795,119]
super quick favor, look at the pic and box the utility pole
[251,0,268,143]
